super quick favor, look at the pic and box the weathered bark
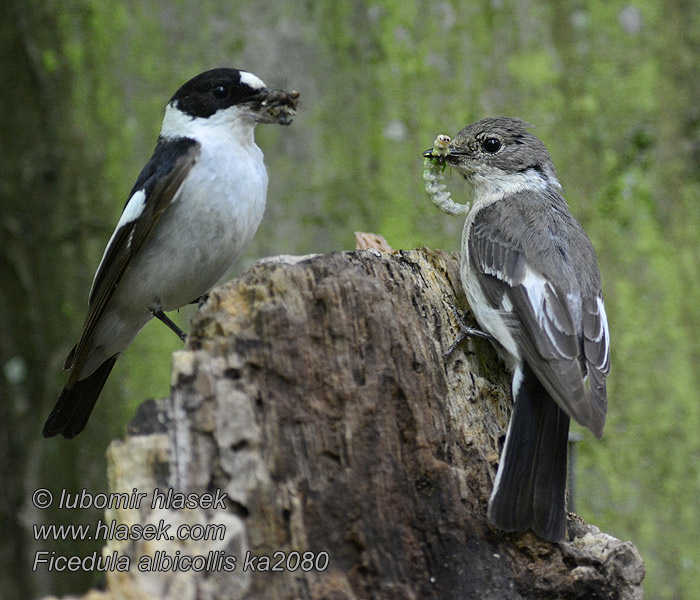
[74,248,642,599]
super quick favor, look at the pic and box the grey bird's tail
[42,357,118,439]
[487,362,571,542]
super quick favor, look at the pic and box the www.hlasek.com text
[34,517,225,543]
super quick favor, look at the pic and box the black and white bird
[43,68,299,439]
[424,117,610,541]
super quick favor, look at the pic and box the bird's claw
[444,304,493,359]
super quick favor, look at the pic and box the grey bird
[424,117,610,541]
[44,68,299,439]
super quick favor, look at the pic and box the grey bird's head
[426,117,561,198]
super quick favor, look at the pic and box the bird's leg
[151,308,187,342]
[444,304,494,359]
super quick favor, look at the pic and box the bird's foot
[444,305,493,359]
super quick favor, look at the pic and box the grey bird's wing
[468,191,609,436]
[65,137,201,385]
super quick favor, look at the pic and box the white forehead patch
[239,71,265,90]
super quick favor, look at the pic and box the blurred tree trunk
[0,2,126,597]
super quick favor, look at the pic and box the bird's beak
[252,88,300,125]
[422,147,466,159]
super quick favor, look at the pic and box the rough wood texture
[91,249,643,599]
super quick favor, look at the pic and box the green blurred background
[1,1,699,598]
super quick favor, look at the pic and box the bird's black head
[169,68,299,124]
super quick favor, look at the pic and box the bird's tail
[43,356,118,439]
[487,362,571,542]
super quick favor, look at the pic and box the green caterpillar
[422,134,470,216]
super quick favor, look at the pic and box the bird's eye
[481,137,502,153]
[212,85,229,99]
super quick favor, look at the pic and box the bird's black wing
[65,137,200,384]
[468,191,608,436]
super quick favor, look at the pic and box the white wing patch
[593,297,609,341]
[594,296,611,371]
[118,189,147,225]
[501,294,513,312]
[239,71,266,90]
[89,189,146,299]
[520,268,547,321]
[484,264,515,286]
[521,267,575,359]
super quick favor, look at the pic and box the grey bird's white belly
[85,136,267,373]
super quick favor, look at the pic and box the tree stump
[83,248,643,599]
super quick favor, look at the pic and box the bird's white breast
[88,125,268,370]
[135,134,268,310]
